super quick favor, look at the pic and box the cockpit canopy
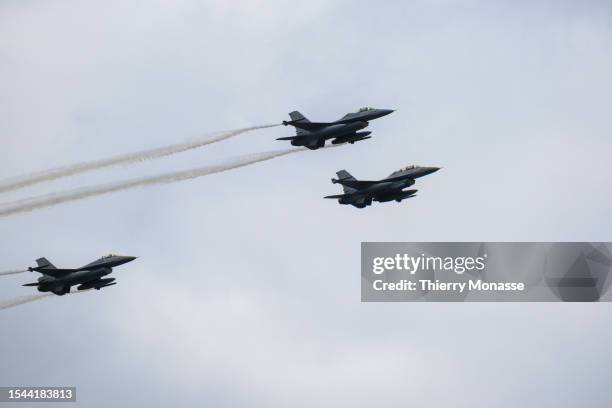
[389,166,416,177]
[357,107,375,112]
[102,253,120,259]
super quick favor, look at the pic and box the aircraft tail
[29,258,75,278]
[288,111,310,136]
[36,257,56,269]
[289,111,309,123]
[334,170,357,194]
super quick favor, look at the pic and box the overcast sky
[1,1,611,406]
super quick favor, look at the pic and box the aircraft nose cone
[424,166,441,175]
[380,109,395,116]
[123,256,138,263]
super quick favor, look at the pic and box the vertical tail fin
[335,170,357,194]
[289,111,309,123]
[36,257,56,269]
[288,111,310,136]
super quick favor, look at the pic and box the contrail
[0,269,28,276]
[0,123,279,194]
[0,293,53,310]
[0,146,316,217]
[0,289,92,310]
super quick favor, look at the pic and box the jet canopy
[357,107,375,112]
[102,253,120,259]
[399,165,415,171]
[388,166,415,178]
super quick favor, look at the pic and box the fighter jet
[22,254,137,295]
[278,107,394,149]
[324,165,440,208]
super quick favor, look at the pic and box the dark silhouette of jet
[22,254,137,295]
[325,165,440,208]
[278,107,394,149]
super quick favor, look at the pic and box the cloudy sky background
[1,0,611,406]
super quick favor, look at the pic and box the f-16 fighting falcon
[324,165,440,208]
[277,107,394,149]
[22,254,137,295]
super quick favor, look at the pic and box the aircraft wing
[29,268,78,277]
[325,189,372,198]
[334,179,380,189]
[29,257,78,277]
[284,121,330,131]
[383,174,415,183]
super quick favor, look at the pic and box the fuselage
[283,108,394,149]
[31,255,136,295]
[333,108,394,124]
[292,121,368,148]
[337,179,415,207]
[353,167,438,196]
[360,179,415,195]
[328,166,440,208]
[37,268,112,291]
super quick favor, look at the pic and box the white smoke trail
[0,269,28,276]
[0,293,53,310]
[0,147,312,218]
[0,123,279,194]
[0,288,93,310]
